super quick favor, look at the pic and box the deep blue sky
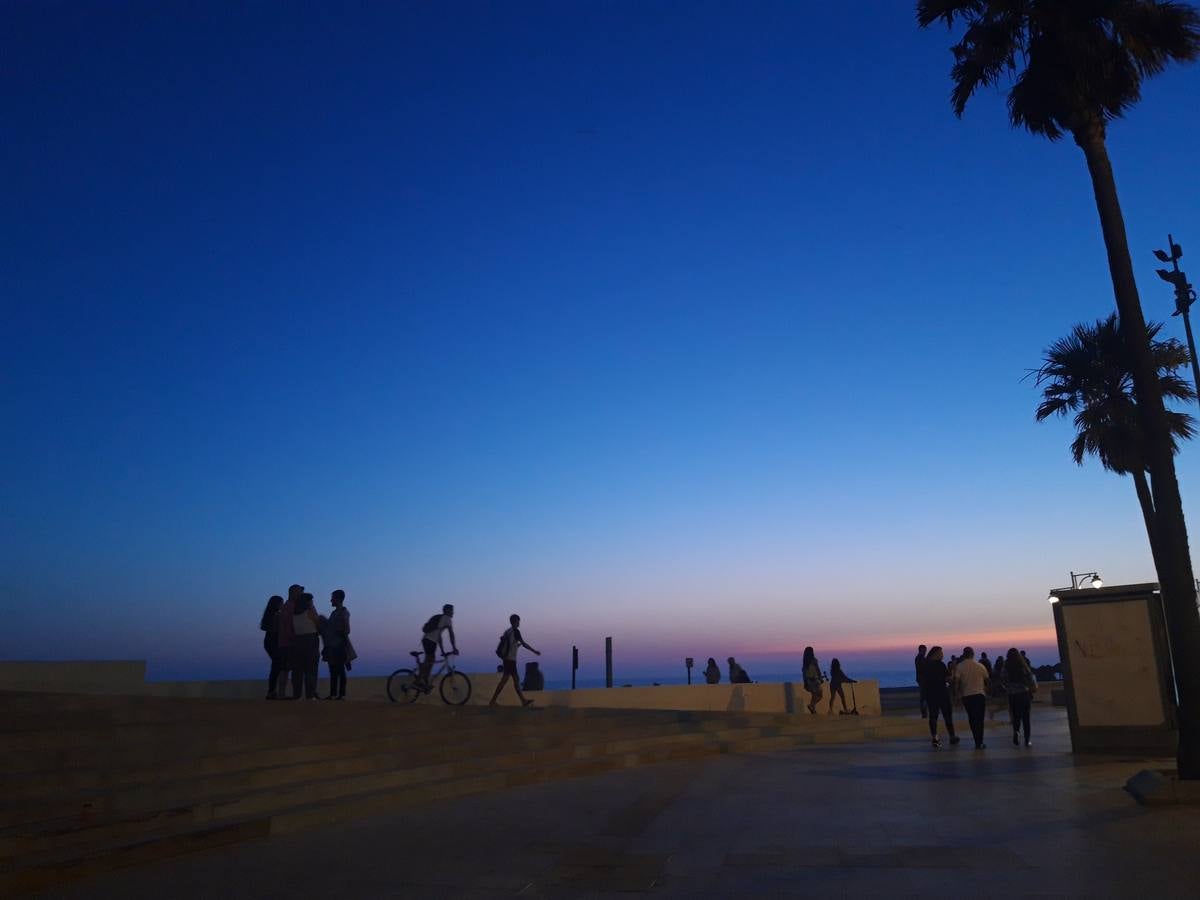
[4,2,1200,681]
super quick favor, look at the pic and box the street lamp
[1047,570,1103,603]
[1154,235,1200,402]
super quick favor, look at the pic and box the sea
[543,669,919,692]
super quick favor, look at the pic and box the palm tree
[1035,314,1195,567]
[918,1,1200,777]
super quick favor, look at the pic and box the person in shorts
[419,604,457,685]
[489,614,540,706]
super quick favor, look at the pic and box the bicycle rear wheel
[387,668,421,704]
[439,671,472,705]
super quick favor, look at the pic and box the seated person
[728,656,752,684]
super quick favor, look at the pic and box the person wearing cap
[952,646,990,749]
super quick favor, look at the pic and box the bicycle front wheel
[387,668,421,704]
[439,671,472,705]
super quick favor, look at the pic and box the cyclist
[419,604,457,686]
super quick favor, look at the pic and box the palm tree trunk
[1132,469,1163,573]
[1077,125,1200,778]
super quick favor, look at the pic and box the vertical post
[1181,308,1200,403]
[571,645,578,690]
[605,636,613,688]
[1156,235,1200,403]
[685,657,694,685]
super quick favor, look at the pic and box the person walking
[922,646,959,749]
[802,647,823,714]
[914,645,928,718]
[322,589,351,700]
[827,659,857,714]
[489,614,540,706]
[1004,647,1037,746]
[290,591,321,700]
[979,651,993,678]
[952,647,990,749]
[260,595,285,700]
[703,657,721,684]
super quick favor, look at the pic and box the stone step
[0,703,854,778]
[0,713,920,861]
[0,713,704,803]
[0,718,733,834]
[0,726,729,862]
[0,709,922,894]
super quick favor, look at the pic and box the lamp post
[1048,570,1103,603]
[1154,235,1200,403]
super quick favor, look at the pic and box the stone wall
[0,660,882,715]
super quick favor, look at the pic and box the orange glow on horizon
[754,624,1057,657]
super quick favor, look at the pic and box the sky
[4,2,1200,684]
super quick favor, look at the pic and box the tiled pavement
[46,709,1199,899]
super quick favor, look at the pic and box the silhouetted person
[291,592,320,700]
[991,654,1007,698]
[522,660,544,692]
[278,584,302,696]
[703,657,721,684]
[914,645,928,718]
[420,604,457,686]
[828,659,857,714]
[490,614,540,706]
[1004,647,1036,746]
[802,647,823,714]
[322,589,350,700]
[953,647,990,749]
[260,595,285,699]
[922,646,959,749]
[1021,649,1033,672]
[979,651,992,677]
[727,657,751,684]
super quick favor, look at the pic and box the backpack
[423,614,442,634]
[495,630,510,660]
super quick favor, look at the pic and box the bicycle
[387,650,472,705]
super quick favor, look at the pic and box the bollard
[605,637,613,688]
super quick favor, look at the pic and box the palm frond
[1034,312,1196,474]
[918,0,1200,139]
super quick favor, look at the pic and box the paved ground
[47,709,1198,899]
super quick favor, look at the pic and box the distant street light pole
[1154,235,1200,403]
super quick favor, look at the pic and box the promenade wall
[0,660,881,714]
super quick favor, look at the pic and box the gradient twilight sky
[4,2,1200,683]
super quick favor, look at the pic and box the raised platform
[0,659,884,714]
[0,691,925,894]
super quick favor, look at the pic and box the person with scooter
[828,658,859,715]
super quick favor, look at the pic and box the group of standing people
[700,648,859,715]
[261,584,355,700]
[915,644,1038,749]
